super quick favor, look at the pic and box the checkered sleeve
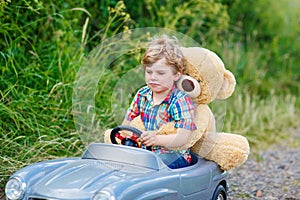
[172,95,197,130]
[125,92,141,121]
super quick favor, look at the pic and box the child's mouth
[149,83,159,87]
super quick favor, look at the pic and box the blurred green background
[1,0,299,195]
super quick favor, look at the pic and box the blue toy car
[5,126,229,200]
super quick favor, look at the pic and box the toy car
[5,126,229,200]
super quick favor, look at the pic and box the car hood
[28,158,155,199]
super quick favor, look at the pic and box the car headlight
[93,190,115,200]
[5,177,26,200]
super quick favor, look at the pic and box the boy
[122,35,197,168]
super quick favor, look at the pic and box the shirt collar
[143,85,176,105]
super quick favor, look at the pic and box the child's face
[145,58,181,95]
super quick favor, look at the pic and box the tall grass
[224,92,298,150]
[0,0,132,195]
[217,40,300,153]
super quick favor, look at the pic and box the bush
[221,0,300,96]
[125,0,229,45]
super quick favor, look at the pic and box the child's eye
[146,70,152,74]
[157,70,166,75]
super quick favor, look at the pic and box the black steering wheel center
[121,137,138,147]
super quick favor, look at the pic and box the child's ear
[174,72,182,82]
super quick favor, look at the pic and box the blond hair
[142,35,186,74]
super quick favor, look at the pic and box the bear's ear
[176,75,201,98]
[216,70,236,99]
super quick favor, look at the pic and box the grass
[225,91,299,153]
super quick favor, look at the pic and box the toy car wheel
[212,184,227,200]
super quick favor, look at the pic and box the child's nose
[150,73,158,80]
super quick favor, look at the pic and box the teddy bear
[174,47,250,171]
[104,46,250,171]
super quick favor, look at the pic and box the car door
[179,163,213,196]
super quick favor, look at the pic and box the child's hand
[140,131,157,146]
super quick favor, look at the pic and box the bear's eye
[182,79,195,92]
[185,73,201,83]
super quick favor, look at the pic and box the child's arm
[122,118,131,126]
[140,128,191,148]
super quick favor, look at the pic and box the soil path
[228,128,300,199]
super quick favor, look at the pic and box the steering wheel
[110,126,151,150]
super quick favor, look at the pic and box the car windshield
[71,29,226,169]
[71,29,203,146]
[82,143,164,170]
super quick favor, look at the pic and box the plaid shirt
[125,85,197,161]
